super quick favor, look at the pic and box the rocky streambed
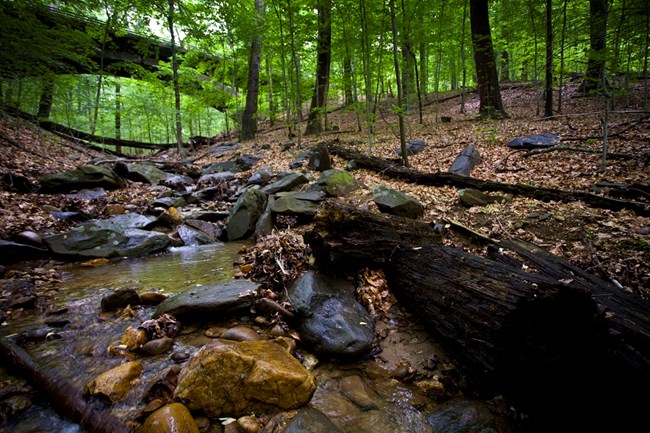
[0,241,513,433]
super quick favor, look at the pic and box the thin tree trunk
[271,0,291,134]
[241,0,265,141]
[37,76,55,120]
[558,0,568,112]
[266,54,276,127]
[528,0,540,115]
[419,42,428,99]
[287,0,302,145]
[115,79,121,153]
[167,0,184,153]
[360,0,374,155]
[544,0,553,118]
[460,0,468,114]
[389,0,408,166]
[644,0,649,112]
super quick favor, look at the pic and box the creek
[0,242,473,433]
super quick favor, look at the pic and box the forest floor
[0,81,649,301]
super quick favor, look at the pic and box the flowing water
[0,242,462,433]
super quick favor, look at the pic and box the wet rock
[50,211,87,221]
[177,225,216,246]
[262,173,310,194]
[224,188,268,241]
[121,326,147,351]
[154,279,260,319]
[84,361,143,404]
[127,164,172,184]
[220,325,264,342]
[140,292,169,305]
[142,402,200,433]
[44,214,170,258]
[310,169,360,197]
[174,340,317,417]
[151,196,187,209]
[426,399,512,433]
[38,165,126,193]
[458,189,509,207]
[396,139,426,157]
[101,288,141,312]
[288,270,374,358]
[372,185,424,219]
[339,375,380,410]
[140,337,174,356]
[282,407,344,433]
[172,351,191,363]
[12,231,43,247]
[506,133,559,150]
[449,146,482,176]
[254,196,275,239]
[237,415,261,433]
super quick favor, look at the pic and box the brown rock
[140,292,169,305]
[174,340,317,417]
[142,402,199,433]
[220,325,263,342]
[121,326,147,351]
[84,361,143,404]
[140,337,174,356]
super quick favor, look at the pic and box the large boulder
[154,279,260,319]
[38,165,126,193]
[223,188,268,241]
[311,169,360,197]
[174,340,317,417]
[288,270,374,358]
[271,191,326,217]
[44,214,170,258]
[372,185,424,219]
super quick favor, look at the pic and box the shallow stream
[0,242,471,433]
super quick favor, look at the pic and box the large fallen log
[0,336,131,433]
[326,143,650,216]
[307,201,650,430]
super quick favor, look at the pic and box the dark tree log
[327,143,650,216]
[307,201,650,430]
[0,336,131,433]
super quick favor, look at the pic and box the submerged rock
[142,402,199,433]
[427,399,512,433]
[174,340,317,417]
[282,407,344,433]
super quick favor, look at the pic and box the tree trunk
[305,0,332,135]
[469,0,508,118]
[544,0,553,118]
[114,79,121,153]
[580,0,608,94]
[343,51,354,107]
[167,0,184,154]
[558,0,568,112]
[389,0,409,166]
[37,76,55,120]
[241,0,265,141]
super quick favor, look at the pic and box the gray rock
[506,133,559,150]
[38,165,126,193]
[254,196,275,239]
[262,173,310,194]
[449,146,482,176]
[126,164,171,184]
[372,185,424,219]
[396,139,426,156]
[427,399,512,433]
[224,188,268,241]
[204,156,259,174]
[154,279,260,319]
[43,214,169,258]
[101,288,141,312]
[308,145,333,172]
[248,166,273,185]
[289,270,374,358]
[161,174,195,190]
[311,169,360,197]
[271,191,325,216]
[65,187,107,200]
[283,408,344,433]
[177,224,217,246]
[197,172,236,186]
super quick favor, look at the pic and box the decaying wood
[307,201,650,425]
[326,143,650,216]
[0,336,131,433]
[305,201,441,270]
